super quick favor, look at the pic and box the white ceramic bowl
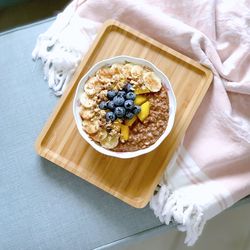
[73,55,177,158]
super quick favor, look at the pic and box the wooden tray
[35,20,213,208]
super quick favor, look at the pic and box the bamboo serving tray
[35,20,213,208]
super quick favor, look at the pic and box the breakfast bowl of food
[73,56,176,158]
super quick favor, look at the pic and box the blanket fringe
[150,185,206,246]
[32,34,82,96]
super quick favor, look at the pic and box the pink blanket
[32,0,250,245]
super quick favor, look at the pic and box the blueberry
[99,101,108,110]
[125,112,134,120]
[117,91,126,98]
[114,107,126,118]
[133,105,141,115]
[106,112,116,122]
[107,101,115,110]
[113,96,125,106]
[126,92,136,100]
[107,90,117,100]
[124,100,134,110]
[123,83,133,92]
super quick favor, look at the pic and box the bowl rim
[73,55,177,159]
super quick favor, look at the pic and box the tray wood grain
[36,20,213,208]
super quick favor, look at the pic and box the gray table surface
[0,18,163,250]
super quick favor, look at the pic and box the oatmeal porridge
[78,62,169,152]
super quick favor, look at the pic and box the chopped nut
[100,110,106,117]
[112,75,120,82]
[106,127,112,133]
[130,80,138,85]
[110,130,118,136]
[98,90,108,100]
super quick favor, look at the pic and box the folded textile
[32,0,250,245]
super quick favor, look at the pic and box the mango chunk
[134,88,151,95]
[120,124,129,141]
[134,95,147,105]
[125,116,137,126]
[137,101,150,122]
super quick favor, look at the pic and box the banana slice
[90,133,100,142]
[98,129,108,141]
[131,65,143,79]
[143,71,162,92]
[80,107,95,120]
[96,67,113,83]
[121,63,133,78]
[80,92,96,108]
[82,119,100,134]
[100,134,119,149]
[90,129,107,142]
[84,87,96,96]
[83,77,97,96]
[84,77,103,96]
